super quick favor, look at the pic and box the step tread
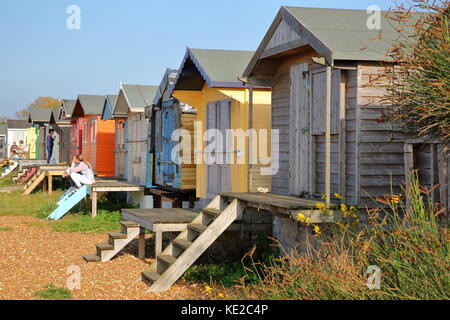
[158,255,177,266]
[188,223,208,233]
[142,270,161,283]
[173,239,192,250]
[120,221,140,228]
[83,254,101,263]
[96,243,114,251]
[108,232,128,239]
[202,208,222,217]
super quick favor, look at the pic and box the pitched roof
[243,6,420,78]
[7,119,31,129]
[50,108,70,125]
[114,84,158,115]
[76,95,106,115]
[27,107,53,123]
[61,99,77,117]
[101,94,119,120]
[173,48,255,90]
[153,68,178,106]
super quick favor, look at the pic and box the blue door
[162,106,175,186]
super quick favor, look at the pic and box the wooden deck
[121,208,199,255]
[92,179,144,192]
[220,192,338,218]
[121,208,198,229]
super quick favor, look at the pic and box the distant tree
[15,96,61,120]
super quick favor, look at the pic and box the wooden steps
[22,170,45,195]
[83,221,141,262]
[141,196,244,292]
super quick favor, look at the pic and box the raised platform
[92,179,144,192]
[220,192,339,223]
[121,208,199,255]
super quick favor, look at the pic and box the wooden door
[289,63,311,196]
[116,121,125,179]
[206,99,231,199]
[162,105,175,186]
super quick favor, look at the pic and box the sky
[0,0,396,118]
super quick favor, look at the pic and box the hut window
[82,122,87,143]
[91,120,97,142]
[311,68,341,136]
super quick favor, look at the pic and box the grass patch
[183,263,246,287]
[0,172,15,187]
[233,173,450,300]
[0,227,13,231]
[0,190,63,217]
[50,210,122,233]
[34,284,72,300]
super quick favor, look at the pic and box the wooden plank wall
[357,63,406,207]
[127,112,147,186]
[180,112,196,189]
[96,117,115,177]
[344,70,358,205]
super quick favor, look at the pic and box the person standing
[46,129,56,164]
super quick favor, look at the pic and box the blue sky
[0,0,395,118]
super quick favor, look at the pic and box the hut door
[162,106,175,186]
[116,121,125,179]
[289,63,311,196]
[206,100,231,199]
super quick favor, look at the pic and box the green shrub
[35,203,58,219]
[50,210,122,233]
[34,284,72,300]
[234,173,450,300]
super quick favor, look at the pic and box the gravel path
[0,216,207,300]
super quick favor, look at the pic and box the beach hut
[113,84,158,186]
[48,102,73,164]
[72,95,116,177]
[0,122,7,159]
[147,68,197,191]
[101,94,124,178]
[171,48,272,203]
[27,107,59,162]
[58,99,77,163]
[242,6,449,248]
[6,120,31,158]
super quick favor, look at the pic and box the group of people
[9,140,28,160]
[9,129,56,163]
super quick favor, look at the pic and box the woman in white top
[62,154,96,188]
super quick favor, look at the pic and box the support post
[138,227,146,259]
[48,174,53,195]
[325,66,332,208]
[91,191,98,218]
[155,228,163,256]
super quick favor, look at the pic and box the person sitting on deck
[62,154,96,189]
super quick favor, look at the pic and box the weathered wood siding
[127,112,147,186]
[357,63,407,207]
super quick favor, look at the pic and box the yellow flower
[390,195,400,204]
[297,213,306,222]
[316,202,326,210]
[334,193,343,200]
[217,293,225,298]
[204,286,213,294]
[313,225,321,236]
[305,217,311,225]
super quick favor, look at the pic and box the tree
[375,0,450,151]
[15,96,61,120]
